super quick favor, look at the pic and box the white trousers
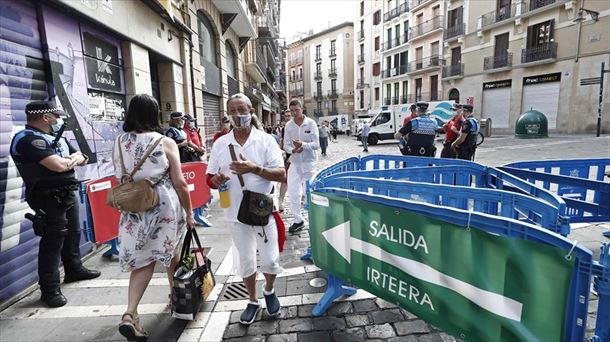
[287,165,313,224]
[231,220,283,278]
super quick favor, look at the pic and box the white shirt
[283,116,319,174]
[207,128,284,222]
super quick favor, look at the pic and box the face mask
[188,121,195,128]
[231,114,252,129]
[224,123,231,130]
[51,117,64,133]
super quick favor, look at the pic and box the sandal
[118,312,148,341]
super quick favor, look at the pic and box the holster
[25,210,47,237]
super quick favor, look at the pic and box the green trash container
[515,109,548,138]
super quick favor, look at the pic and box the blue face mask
[51,117,64,133]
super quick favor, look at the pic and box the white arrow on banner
[322,221,523,321]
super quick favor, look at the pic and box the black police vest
[464,117,479,148]
[406,116,436,148]
[10,128,76,188]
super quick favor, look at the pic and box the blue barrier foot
[193,207,212,227]
[300,246,312,261]
[312,274,357,316]
[603,230,610,238]
[102,238,119,257]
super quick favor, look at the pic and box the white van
[363,101,455,145]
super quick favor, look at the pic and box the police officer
[166,111,198,162]
[452,104,479,160]
[394,102,438,157]
[9,101,100,307]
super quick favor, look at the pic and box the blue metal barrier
[502,159,610,228]
[308,154,609,341]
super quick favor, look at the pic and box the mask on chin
[51,118,64,133]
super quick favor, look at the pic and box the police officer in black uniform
[9,101,101,307]
[394,102,438,157]
[452,104,479,161]
[166,111,199,162]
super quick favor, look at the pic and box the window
[372,62,380,76]
[291,69,296,80]
[386,84,391,101]
[432,5,440,17]
[330,40,336,54]
[360,44,364,55]
[331,59,336,70]
[331,100,337,112]
[197,11,217,66]
[317,82,322,95]
[415,78,422,100]
[360,1,364,16]
[317,101,322,112]
[316,45,321,58]
[528,20,554,47]
[374,112,390,126]
[299,67,303,79]
[316,63,321,73]
[430,75,438,101]
[374,36,380,51]
[373,10,381,25]
[386,28,392,47]
[225,42,237,78]
[394,82,399,99]
[402,81,408,98]
[448,6,463,27]
[375,87,380,100]
[360,90,365,109]
[331,79,337,91]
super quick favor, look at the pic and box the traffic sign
[309,192,575,341]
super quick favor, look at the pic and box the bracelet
[257,166,264,175]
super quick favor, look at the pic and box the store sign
[309,192,575,342]
[83,32,122,93]
[483,79,512,90]
[523,72,561,85]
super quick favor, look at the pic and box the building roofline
[301,21,353,42]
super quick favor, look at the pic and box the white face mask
[51,117,64,133]
[188,121,195,128]
[231,114,252,129]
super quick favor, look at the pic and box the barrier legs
[591,243,610,342]
[300,246,312,261]
[312,273,357,316]
[102,238,119,257]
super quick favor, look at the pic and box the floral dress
[112,132,186,271]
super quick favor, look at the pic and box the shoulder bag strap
[228,143,245,188]
[128,136,163,179]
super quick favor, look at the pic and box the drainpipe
[575,0,584,62]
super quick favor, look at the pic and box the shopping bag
[171,229,213,320]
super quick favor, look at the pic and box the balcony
[383,2,409,22]
[358,55,365,64]
[483,53,513,71]
[442,63,463,79]
[444,23,464,40]
[407,55,442,75]
[314,91,324,100]
[289,88,304,97]
[328,68,337,78]
[313,110,324,117]
[382,65,410,79]
[329,49,337,58]
[410,0,433,11]
[356,79,366,89]
[314,70,323,81]
[328,90,339,99]
[529,0,559,11]
[328,109,338,116]
[410,16,443,41]
[245,46,267,83]
[211,0,257,38]
[406,92,442,103]
[391,96,399,105]
[400,95,409,104]
[383,97,391,106]
[358,30,365,41]
[521,42,557,64]
[315,53,322,62]
[290,56,303,66]
[382,33,409,51]
[481,3,521,29]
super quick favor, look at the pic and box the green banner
[309,192,575,341]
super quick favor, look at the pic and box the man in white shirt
[283,99,320,233]
[206,93,286,325]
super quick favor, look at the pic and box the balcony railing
[408,55,442,73]
[328,109,338,116]
[356,79,366,89]
[383,2,409,21]
[410,16,443,40]
[328,68,337,78]
[529,0,558,11]
[314,91,325,100]
[391,96,399,105]
[406,92,442,103]
[400,95,409,104]
[358,30,365,40]
[481,3,521,28]
[314,71,323,80]
[289,88,304,97]
[410,0,431,10]
[328,90,339,98]
[483,53,513,70]
[521,42,557,63]
[382,33,409,51]
[382,64,410,78]
[315,53,322,62]
[442,63,464,78]
[383,97,391,106]
[358,55,365,64]
[329,49,336,58]
[444,23,465,40]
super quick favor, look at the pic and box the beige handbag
[106,135,164,213]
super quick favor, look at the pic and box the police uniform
[456,105,479,160]
[9,101,100,307]
[166,112,193,162]
[397,102,438,157]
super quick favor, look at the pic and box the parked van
[317,114,349,133]
[361,101,455,145]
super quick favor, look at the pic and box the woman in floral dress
[113,94,195,341]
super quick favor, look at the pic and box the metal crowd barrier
[307,154,609,342]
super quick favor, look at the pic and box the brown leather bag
[106,135,164,213]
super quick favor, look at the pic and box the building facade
[442,0,610,133]
[287,40,305,109]
[354,0,384,117]
[301,23,355,119]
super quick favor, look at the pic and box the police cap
[415,102,429,112]
[462,104,474,112]
[452,103,463,111]
[183,114,195,121]
[170,112,184,120]
[25,100,67,117]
